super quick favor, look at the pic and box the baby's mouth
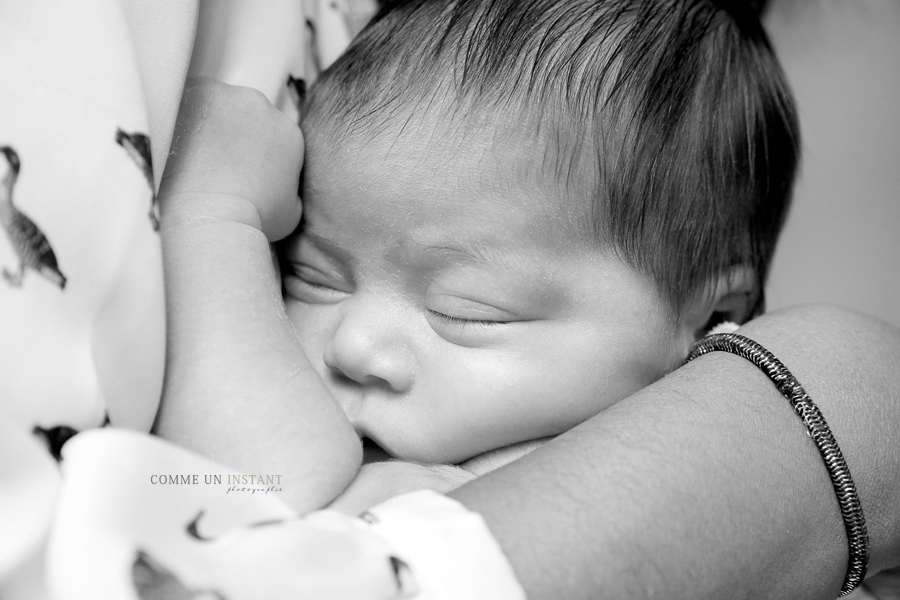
[361,436,393,464]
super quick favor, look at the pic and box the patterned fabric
[0,2,524,599]
[48,429,411,600]
[0,0,379,440]
[189,0,379,121]
[0,0,169,436]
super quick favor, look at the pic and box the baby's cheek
[453,337,646,449]
[435,352,577,456]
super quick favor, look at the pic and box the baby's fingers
[162,77,304,241]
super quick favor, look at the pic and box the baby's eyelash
[291,276,331,291]
[281,264,348,303]
[427,310,507,327]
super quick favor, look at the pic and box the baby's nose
[322,307,414,394]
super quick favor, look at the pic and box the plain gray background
[765,0,900,327]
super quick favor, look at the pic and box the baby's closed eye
[281,260,351,303]
[279,233,354,303]
[424,295,525,346]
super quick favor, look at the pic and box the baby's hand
[155,77,362,512]
[160,77,303,241]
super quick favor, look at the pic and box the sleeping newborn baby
[154,0,799,512]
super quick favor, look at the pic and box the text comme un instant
[150,474,283,485]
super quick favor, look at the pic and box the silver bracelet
[686,333,868,596]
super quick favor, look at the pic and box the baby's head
[281,0,799,463]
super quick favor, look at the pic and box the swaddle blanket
[0,1,524,598]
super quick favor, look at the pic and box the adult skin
[452,3,900,593]
[449,305,900,600]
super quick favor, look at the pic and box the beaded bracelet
[685,333,869,597]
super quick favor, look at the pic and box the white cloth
[368,490,528,600]
[43,429,523,600]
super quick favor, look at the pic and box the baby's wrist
[159,191,265,235]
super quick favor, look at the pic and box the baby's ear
[680,266,757,344]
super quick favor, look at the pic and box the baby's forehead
[299,110,604,260]
[303,103,596,213]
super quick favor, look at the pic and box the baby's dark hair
[304,0,800,319]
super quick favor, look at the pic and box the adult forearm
[452,305,900,599]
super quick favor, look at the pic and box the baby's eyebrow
[420,243,490,262]
[406,224,511,260]
[409,238,515,271]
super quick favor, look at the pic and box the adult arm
[451,305,900,600]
